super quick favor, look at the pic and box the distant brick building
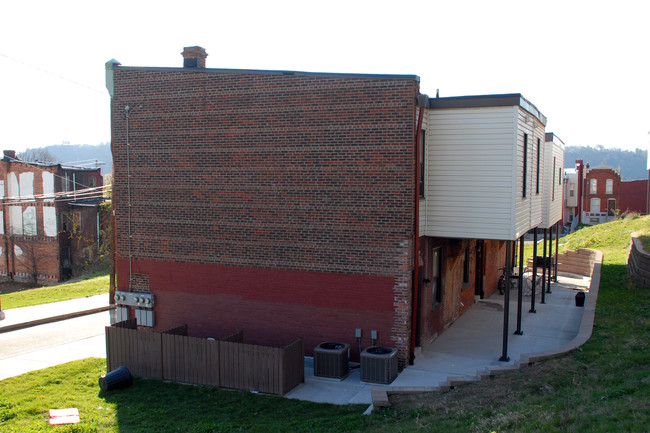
[107,47,559,366]
[578,163,647,225]
[0,151,104,283]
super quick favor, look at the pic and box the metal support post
[541,229,547,304]
[515,235,524,335]
[530,229,538,313]
[546,225,553,294]
[500,241,512,362]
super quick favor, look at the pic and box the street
[0,311,111,380]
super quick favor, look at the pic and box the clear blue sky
[1,0,649,153]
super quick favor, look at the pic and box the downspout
[410,98,425,364]
[3,162,10,280]
[125,105,133,290]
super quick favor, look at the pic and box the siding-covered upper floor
[541,132,565,228]
[419,94,547,241]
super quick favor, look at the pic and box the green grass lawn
[1,272,109,310]
[0,216,648,432]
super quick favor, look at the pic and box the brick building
[0,151,104,283]
[620,179,648,215]
[107,47,559,366]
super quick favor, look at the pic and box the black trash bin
[99,366,133,391]
[575,292,586,307]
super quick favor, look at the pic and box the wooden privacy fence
[105,320,304,395]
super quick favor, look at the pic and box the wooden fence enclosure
[105,320,304,395]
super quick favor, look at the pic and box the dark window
[607,199,616,216]
[419,130,425,197]
[432,246,442,307]
[462,245,470,287]
[522,133,528,198]
[536,138,541,194]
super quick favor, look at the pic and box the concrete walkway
[0,269,598,409]
[286,272,597,407]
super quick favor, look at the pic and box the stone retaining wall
[628,231,650,287]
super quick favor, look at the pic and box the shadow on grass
[99,377,373,433]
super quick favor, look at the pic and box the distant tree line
[565,145,648,180]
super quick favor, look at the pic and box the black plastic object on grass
[99,366,133,391]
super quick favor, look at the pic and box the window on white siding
[522,133,528,198]
[590,179,597,194]
[606,179,613,194]
[535,138,541,194]
[590,198,600,213]
[570,183,575,197]
[419,130,425,197]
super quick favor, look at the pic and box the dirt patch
[0,280,38,294]
[389,356,577,411]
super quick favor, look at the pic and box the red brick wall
[111,67,419,365]
[620,179,648,214]
[416,237,506,348]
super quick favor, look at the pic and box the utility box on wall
[114,291,155,327]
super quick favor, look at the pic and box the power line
[0,52,107,96]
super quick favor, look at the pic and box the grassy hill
[0,216,648,432]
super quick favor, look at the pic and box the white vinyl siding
[424,106,518,240]
[541,136,565,228]
[418,109,429,237]
[514,109,544,238]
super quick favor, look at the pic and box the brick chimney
[181,46,208,68]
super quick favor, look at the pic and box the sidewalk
[286,271,597,408]
[0,294,113,333]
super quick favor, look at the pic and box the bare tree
[16,148,58,163]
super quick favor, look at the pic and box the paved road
[0,310,111,380]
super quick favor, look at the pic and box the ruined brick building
[0,151,104,283]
